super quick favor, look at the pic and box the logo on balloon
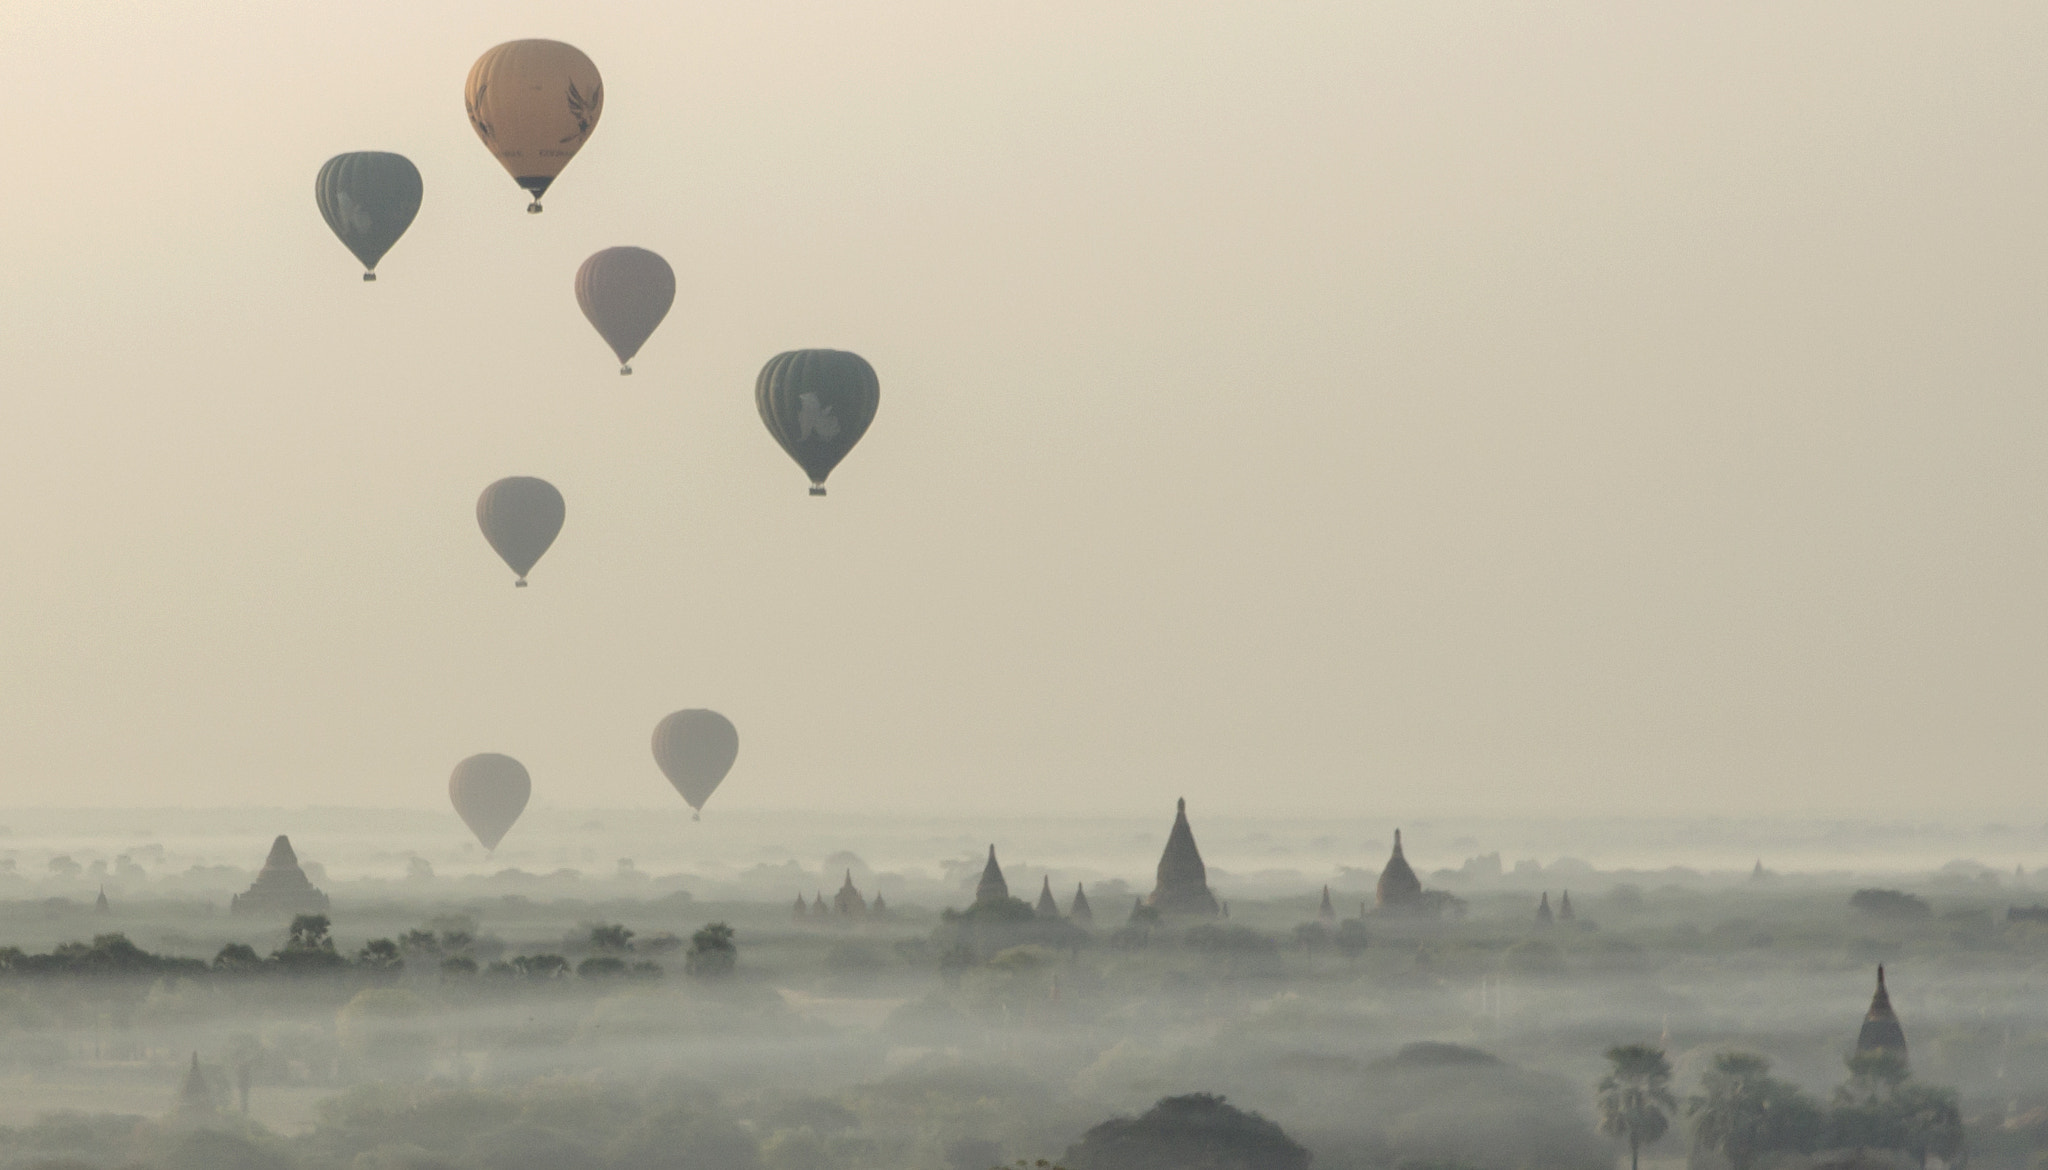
[797,393,841,441]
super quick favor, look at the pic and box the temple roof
[1857,965,1908,1058]
[230,834,328,917]
[1036,876,1059,918]
[1376,829,1423,908]
[1148,798,1220,916]
[834,870,867,916]
[976,845,1009,905]
[1071,883,1093,924]
[174,1053,214,1118]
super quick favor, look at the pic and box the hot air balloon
[464,40,603,213]
[449,753,531,851]
[756,350,879,496]
[476,477,564,587]
[575,247,675,374]
[314,152,422,280]
[651,709,738,820]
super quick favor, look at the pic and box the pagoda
[1035,876,1060,918]
[1536,892,1553,923]
[229,836,328,917]
[1856,966,1908,1062]
[1558,891,1575,921]
[1146,798,1220,917]
[975,845,1009,906]
[792,892,809,922]
[1070,883,1094,925]
[833,870,868,918]
[1375,829,1423,911]
[1318,885,1336,922]
[172,1053,215,1120]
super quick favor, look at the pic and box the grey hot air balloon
[651,709,738,821]
[756,350,879,496]
[476,477,564,587]
[314,153,423,281]
[575,247,675,375]
[449,753,531,851]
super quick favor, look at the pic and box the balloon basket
[363,272,377,282]
[515,579,528,588]
[692,811,701,822]
[808,486,827,497]
[527,201,543,214]
[620,365,632,376]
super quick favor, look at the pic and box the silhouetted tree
[1598,1044,1676,1170]
[1065,1093,1309,1170]
[273,914,346,973]
[686,922,738,978]
[1689,1052,1823,1170]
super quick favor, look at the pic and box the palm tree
[1688,1051,1824,1170]
[1598,1044,1677,1170]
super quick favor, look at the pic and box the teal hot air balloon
[651,709,738,820]
[756,350,879,496]
[315,153,423,280]
[575,247,675,375]
[476,477,564,587]
[449,753,531,851]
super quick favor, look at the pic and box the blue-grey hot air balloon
[449,753,531,851]
[575,247,675,374]
[756,349,879,496]
[476,477,564,587]
[652,709,738,821]
[315,153,423,280]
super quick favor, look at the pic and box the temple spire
[1070,882,1094,925]
[975,845,1009,905]
[1857,965,1908,1061]
[1376,829,1422,910]
[1036,876,1059,918]
[1147,797,1220,916]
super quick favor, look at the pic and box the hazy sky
[0,3,2043,818]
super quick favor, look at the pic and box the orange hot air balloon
[575,247,675,375]
[464,40,603,213]
[449,753,531,851]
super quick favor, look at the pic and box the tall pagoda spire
[1856,965,1908,1061]
[1318,885,1336,922]
[1375,829,1423,910]
[173,1052,215,1119]
[975,845,1009,905]
[1036,876,1059,918]
[1070,882,1094,925]
[1147,798,1220,916]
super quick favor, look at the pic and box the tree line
[1598,1044,1963,1170]
[0,916,741,983]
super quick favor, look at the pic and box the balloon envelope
[464,40,603,211]
[575,247,675,374]
[651,710,739,816]
[476,477,564,586]
[449,753,531,851]
[315,152,422,279]
[756,349,880,495]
